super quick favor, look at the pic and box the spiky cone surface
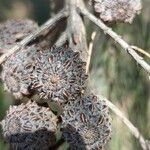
[0,101,58,150]
[2,46,87,104]
[91,0,142,23]
[0,19,38,51]
[61,94,111,150]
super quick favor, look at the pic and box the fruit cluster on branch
[0,0,144,149]
[0,19,111,150]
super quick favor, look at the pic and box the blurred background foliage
[0,0,149,150]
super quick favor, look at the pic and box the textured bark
[65,0,88,62]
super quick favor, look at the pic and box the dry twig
[98,95,149,150]
[55,31,68,47]
[0,9,68,64]
[78,7,150,74]
[86,31,96,73]
[131,46,150,59]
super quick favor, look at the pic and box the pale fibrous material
[61,94,111,150]
[0,101,58,150]
[91,0,142,23]
[0,19,38,50]
[2,46,87,103]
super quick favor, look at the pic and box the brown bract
[91,0,142,23]
[0,101,58,150]
[61,94,111,150]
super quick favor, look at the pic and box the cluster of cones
[0,19,111,150]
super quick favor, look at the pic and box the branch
[0,9,69,64]
[98,95,149,150]
[78,7,150,74]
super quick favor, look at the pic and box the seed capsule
[2,46,88,104]
[0,19,38,50]
[91,0,142,23]
[61,94,111,150]
[0,101,58,150]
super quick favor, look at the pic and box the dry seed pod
[91,0,142,23]
[61,94,111,150]
[1,46,38,99]
[0,101,58,150]
[32,46,87,103]
[0,19,38,51]
[2,46,87,103]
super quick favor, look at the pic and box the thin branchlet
[0,101,58,150]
